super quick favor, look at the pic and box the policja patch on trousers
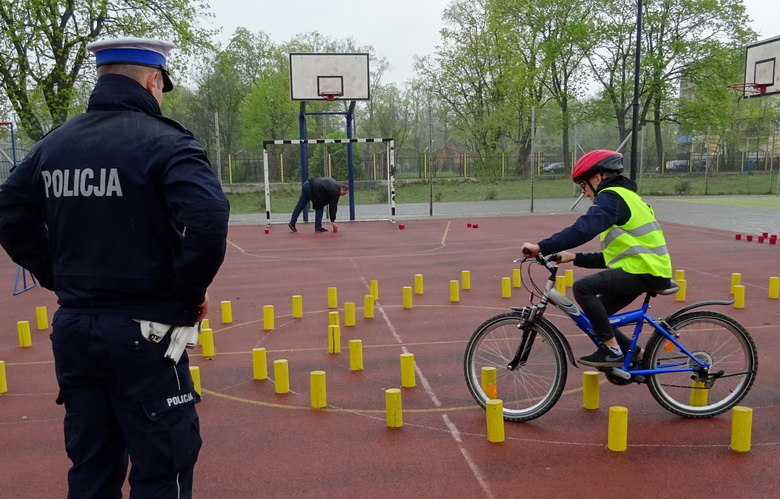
[141,389,201,420]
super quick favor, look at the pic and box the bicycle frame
[469,253,755,421]
[531,258,713,378]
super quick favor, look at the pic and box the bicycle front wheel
[644,310,757,418]
[464,312,567,422]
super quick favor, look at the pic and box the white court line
[364,276,494,499]
[376,305,442,407]
[443,414,495,499]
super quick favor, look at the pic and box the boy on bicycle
[521,150,672,367]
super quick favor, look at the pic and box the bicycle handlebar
[514,251,562,275]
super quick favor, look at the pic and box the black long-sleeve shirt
[308,177,342,222]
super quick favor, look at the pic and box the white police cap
[87,37,176,92]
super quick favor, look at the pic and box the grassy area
[665,196,780,209]
[226,173,780,214]
[635,173,779,197]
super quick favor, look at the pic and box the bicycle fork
[507,306,540,370]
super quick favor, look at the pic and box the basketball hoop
[727,83,768,96]
[319,91,343,101]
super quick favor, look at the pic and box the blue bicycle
[464,253,758,422]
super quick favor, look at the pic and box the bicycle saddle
[650,279,680,296]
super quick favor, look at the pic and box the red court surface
[1,215,779,497]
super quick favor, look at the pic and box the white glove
[139,320,173,343]
[164,323,201,364]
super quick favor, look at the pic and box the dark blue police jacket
[0,74,230,325]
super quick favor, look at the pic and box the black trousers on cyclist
[572,268,670,350]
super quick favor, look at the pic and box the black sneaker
[579,347,624,367]
[288,222,297,232]
[315,227,328,233]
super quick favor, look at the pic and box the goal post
[261,138,396,225]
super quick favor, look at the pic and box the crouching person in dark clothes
[0,37,229,498]
[288,177,348,233]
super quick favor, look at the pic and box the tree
[359,52,412,148]
[640,0,754,170]
[489,0,597,172]
[675,47,743,170]
[358,83,412,150]
[586,0,755,167]
[240,53,299,145]
[401,81,441,178]
[417,0,519,173]
[196,29,277,158]
[583,0,642,148]
[0,0,214,140]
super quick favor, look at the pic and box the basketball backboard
[743,35,780,98]
[289,53,370,101]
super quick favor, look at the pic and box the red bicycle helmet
[572,150,623,183]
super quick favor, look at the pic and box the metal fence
[220,143,780,225]
[212,146,780,186]
[3,116,777,224]
[0,146,29,183]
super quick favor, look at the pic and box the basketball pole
[346,100,356,221]
[297,106,358,221]
[298,102,309,224]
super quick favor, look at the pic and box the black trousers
[51,312,201,499]
[572,268,669,349]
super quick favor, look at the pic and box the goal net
[253,138,396,226]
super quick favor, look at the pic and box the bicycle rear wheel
[644,310,757,418]
[464,312,567,422]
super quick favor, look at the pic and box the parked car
[541,162,565,174]
[657,159,707,173]
[665,160,689,172]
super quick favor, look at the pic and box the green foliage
[674,179,692,195]
[416,0,517,164]
[0,0,215,140]
[490,0,596,168]
[3,0,773,182]
[241,65,299,146]
[359,84,413,151]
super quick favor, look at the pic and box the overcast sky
[207,0,777,87]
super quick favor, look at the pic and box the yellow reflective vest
[599,187,672,277]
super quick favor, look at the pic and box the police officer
[0,37,229,498]
[521,150,672,368]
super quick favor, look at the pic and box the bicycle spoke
[646,311,756,418]
[464,314,567,422]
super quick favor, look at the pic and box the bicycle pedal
[609,368,632,380]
